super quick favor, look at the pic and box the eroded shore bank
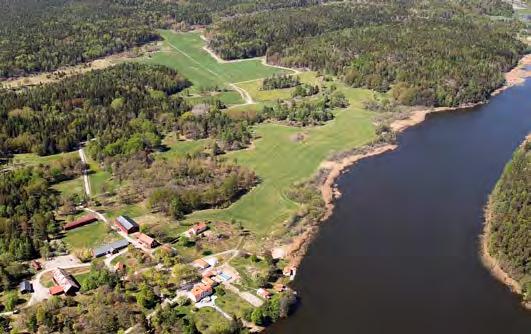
[283,53,531,269]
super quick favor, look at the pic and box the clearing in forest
[180,84,377,236]
[144,30,291,102]
[143,30,377,238]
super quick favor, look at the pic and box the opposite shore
[283,53,531,271]
[480,135,531,310]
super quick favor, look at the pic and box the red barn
[64,214,98,230]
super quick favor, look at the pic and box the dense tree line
[208,0,524,107]
[0,0,326,78]
[262,74,300,90]
[138,157,257,218]
[487,140,530,299]
[262,90,348,126]
[292,84,319,98]
[0,63,190,159]
[179,109,254,151]
[0,156,82,262]
[262,100,332,126]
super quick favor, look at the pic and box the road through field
[78,148,91,196]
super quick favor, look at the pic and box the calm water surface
[268,79,531,333]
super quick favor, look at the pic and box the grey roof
[116,215,138,231]
[93,238,130,257]
[19,280,32,292]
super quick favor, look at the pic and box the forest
[487,140,530,300]
[0,63,190,159]
[110,155,258,219]
[208,0,525,107]
[0,0,326,78]
[0,155,82,264]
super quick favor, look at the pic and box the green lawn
[215,290,254,319]
[52,177,84,198]
[11,151,78,167]
[144,30,291,91]
[86,158,117,196]
[193,307,233,334]
[65,221,120,250]
[184,85,376,235]
[184,90,243,106]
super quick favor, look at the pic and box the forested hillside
[208,0,525,107]
[0,156,82,264]
[0,63,190,159]
[0,0,325,78]
[486,140,530,300]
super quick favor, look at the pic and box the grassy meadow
[145,30,291,91]
[184,85,376,235]
[65,221,120,250]
[91,30,377,240]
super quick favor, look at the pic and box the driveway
[28,257,90,306]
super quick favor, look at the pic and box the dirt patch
[290,132,307,143]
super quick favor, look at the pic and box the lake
[268,79,531,333]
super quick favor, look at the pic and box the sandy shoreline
[481,204,530,310]
[283,53,531,269]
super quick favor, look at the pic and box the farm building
[51,268,80,294]
[192,258,210,270]
[137,233,157,248]
[19,280,33,294]
[190,283,213,302]
[64,214,98,230]
[114,216,139,234]
[186,222,208,237]
[49,285,64,296]
[93,238,130,258]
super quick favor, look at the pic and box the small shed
[137,233,157,248]
[19,280,33,294]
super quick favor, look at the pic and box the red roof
[190,222,208,234]
[137,233,156,246]
[49,285,64,295]
[64,214,98,230]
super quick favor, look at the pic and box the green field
[181,85,375,235]
[215,290,253,319]
[184,90,243,106]
[193,307,233,334]
[134,31,377,238]
[86,158,117,196]
[11,151,78,167]
[52,177,84,198]
[65,221,120,250]
[145,30,291,91]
